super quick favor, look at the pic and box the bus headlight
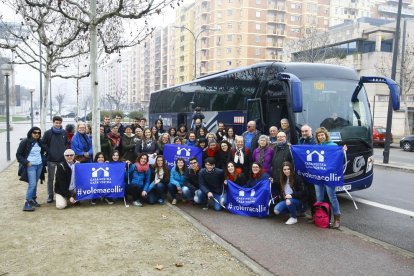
[366,156,374,173]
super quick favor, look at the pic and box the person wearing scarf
[42,116,69,203]
[203,139,219,163]
[231,136,250,174]
[71,122,92,163]
[245,162,271,188]
[135,128,159,165]
[107,125,121,152]
[127,153,151,207]
[268,126,279,149]
[185,131,197,147]
[121,125,137,163]
[224,161,247,187]
[252,135,274,174]
[270,131,293,196]
[176,124,188,140]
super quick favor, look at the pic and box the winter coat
[71,132,93,161]
[270,142,293,184]
[128,163,151,191]
[121,134,136,162]
[169,167,186,188]
[184,167,200,194]
[42,127,69,162]
[252,146,274,173]
[54,162,74,198]
[276,174,306,204]
[245,172,271,188]
[198,168,225,195]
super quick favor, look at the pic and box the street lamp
[29,88,35,128]
[1,63,13,161]
[174,25,218,79]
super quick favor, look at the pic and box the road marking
[341,195,414,217]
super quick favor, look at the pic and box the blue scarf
[51,127,64,134]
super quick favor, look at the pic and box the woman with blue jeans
[314,127,347,229]
[148,155,169,205]
[273,161,306,225]
[16,127,47,211]
[168,158,187,205]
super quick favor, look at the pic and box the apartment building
[373,0,414,20]
[329,0,377,26]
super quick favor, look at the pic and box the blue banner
[163,144,203,169]
[226,179,271,218]
[75,162,126,200]
[291,145,344,187]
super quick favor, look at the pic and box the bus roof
[152,62,359,94]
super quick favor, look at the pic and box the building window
[256,36,261,42]
[227,34,232,41]
[227,61,232,66]
[256,23,261,30]
[228,22,233,29]
[255,48,260,56]
[256,0,261,4]
[227,47,232,53]
[256,11,261,18]
[227,10,232,16]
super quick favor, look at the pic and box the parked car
[62,112,76,118]
[373,126,393,147]
[400,135,414,152]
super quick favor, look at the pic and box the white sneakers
[132,200,143,207]
[285,217,298,225]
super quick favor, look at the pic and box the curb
[167,203,273,276]
[374,163,414,173]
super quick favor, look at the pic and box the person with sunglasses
[55,149,78,209]
[16,127,47,212]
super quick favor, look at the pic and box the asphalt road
[373,145,414,164]
[179,166,414,275]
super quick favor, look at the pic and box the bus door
[177,113,188,127]
[247,98,264,131]
[264,97,288,135]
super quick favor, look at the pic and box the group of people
[17,112,344,229]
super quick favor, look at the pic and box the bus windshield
[296,79,372,144]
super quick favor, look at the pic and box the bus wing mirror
[353,76,400,110]
[277,73,303,112]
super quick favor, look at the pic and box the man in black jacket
[42,116,69,203]
[183,157,201,203]
[194,157,226,211]
[55,149,77,209]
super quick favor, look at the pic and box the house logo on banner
[291,145,344,187]
[163,144,203,170]
[92,167,109,177]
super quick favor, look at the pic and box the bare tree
[55,93,65,115]
[107,88,127,111]
[26,0,182,155]
[376,43,414,135]
[287,26,346,63]
[0,0,90,130]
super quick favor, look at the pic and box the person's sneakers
[171,198,177,205]
[23,201,35,212]
[30,199,41,207]
[47,196,54,203]
[90,199,98,205]
[285,217,298,225]
[132,200,143,207]
[104,198,115,205]
[187,200,194,206]
[158,198,165,205]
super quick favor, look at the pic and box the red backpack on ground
[312,202,331,228]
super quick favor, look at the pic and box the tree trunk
[40,53,51,132]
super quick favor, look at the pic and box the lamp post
[1,63,13,161]
[174,26,217,79]
[30,88,34,128]
[383,0,403,164]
